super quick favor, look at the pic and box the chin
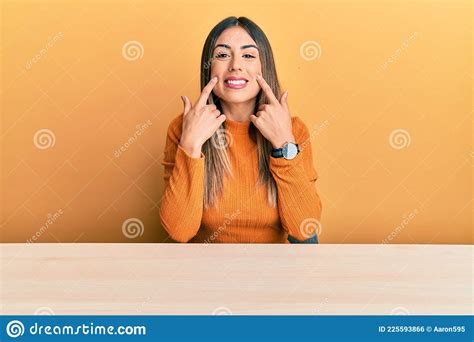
[217,90,258,104]
[221,95,251,103]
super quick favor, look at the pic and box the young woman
[159,16,322,243]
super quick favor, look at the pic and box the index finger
[196,76,218,108]
[256,74,278,104]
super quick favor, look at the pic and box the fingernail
[256,74,261,79]
[213,76,218,81]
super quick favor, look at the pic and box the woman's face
[210,26,262,105]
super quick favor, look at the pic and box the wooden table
[1,244,472,315]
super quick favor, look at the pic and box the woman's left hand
[250,74,295,149]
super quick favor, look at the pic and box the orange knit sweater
[159,114,322,243]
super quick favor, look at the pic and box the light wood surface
[1,243,472,315]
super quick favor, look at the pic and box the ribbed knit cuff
[268,150,306,179]
[176,144,205,160]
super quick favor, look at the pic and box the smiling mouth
[224,78,248,89]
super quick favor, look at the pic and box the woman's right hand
[179,76,226,158]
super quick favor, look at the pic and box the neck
[220,99,256,122]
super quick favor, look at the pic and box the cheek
[248,64,262,94]
[247,81,261,97]
[210,63,226,97]
[249,60,262,75]
[210,60,228,76]
[249,63,262,76]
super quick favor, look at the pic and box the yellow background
[1,0,472,244]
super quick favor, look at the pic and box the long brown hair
[200,16,282,209]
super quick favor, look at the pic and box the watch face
[283,143,298,160]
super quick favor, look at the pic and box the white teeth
[226,80,246,85]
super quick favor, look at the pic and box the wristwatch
[271,142,300,160]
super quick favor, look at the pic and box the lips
[224,76,248,89]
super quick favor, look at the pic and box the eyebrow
[213,44,259,52]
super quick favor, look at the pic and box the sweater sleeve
[269,117,323,241]
[158,116,205,242]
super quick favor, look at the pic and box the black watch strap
[271,143,300,158]
[271,148,284,158]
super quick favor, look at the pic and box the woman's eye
[215,53,229,59]
[214,53,256,59]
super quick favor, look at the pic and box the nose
[228,56,243,72]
